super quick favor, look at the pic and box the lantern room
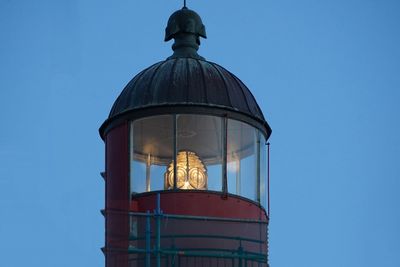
[129,113,267,196]
[100,6,272,267]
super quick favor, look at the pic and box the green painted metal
[130,234,264,244]
[145,210,151,267]
[125,247,267,262]
[121,210,269,266]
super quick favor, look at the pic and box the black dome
[100,57,271,138]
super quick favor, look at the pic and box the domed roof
[100,7,271,139]
[111,57,265,120]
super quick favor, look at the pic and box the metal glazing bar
[129,122,134,196]
[236,159,241,195]
[222,116,228,196]
[146,154,151,192]
[173,114,178,190]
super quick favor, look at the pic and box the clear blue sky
[1,1,399,266]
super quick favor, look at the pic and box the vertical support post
[235,159,241,195]
[256,133,263,258]
[185,151,189,186]
[267,142,270,217]
[129,122,134,197]
[145,210,151,267]
[238,242,243,267]
[155,193,162,267]
[222,116,228,197]
[173,115,178,190]
[146,154,151,192]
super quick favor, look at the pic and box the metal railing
[106,195,269,267]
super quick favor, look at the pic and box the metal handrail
[125,211,268,224]
[105,246,268,262]
[104,209,268,224]
[130,233,265,244]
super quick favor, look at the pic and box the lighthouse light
[165,151,207,190]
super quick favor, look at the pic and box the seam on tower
[166,58,180,104]
[196,59,208,104]
[146,61,165,105]
[231,74,252,114]
[209,63,233,108]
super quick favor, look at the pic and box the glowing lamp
[165,151,207,190]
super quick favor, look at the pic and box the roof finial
[183,0,187,8]
[165,7,207,60]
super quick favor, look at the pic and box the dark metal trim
[99,104,271,140]
[222,116,228,197]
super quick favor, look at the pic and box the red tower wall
[131,191,268,221]
[105,123,129,267]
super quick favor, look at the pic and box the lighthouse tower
[99,6,272,267]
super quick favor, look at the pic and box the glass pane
[171,115,223,191]
[130,115,174,194]
[227,119,258,202]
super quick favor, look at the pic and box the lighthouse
[99,6,272,267]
